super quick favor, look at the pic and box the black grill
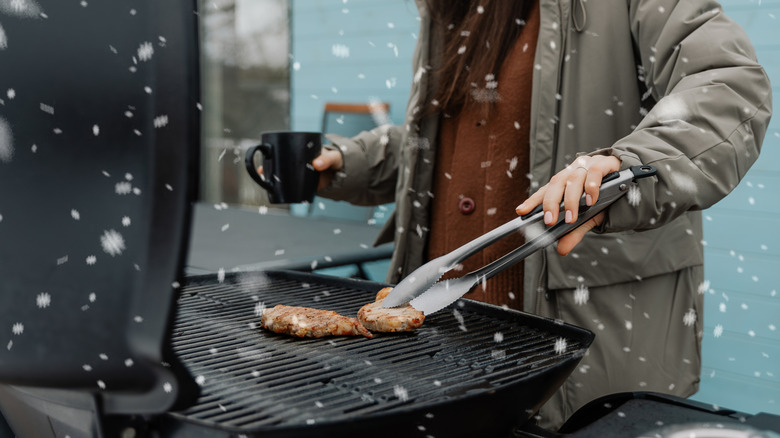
[161,270,593,437]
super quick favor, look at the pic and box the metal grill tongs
[382,165,658,315]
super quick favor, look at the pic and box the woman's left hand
[515,155,621,256]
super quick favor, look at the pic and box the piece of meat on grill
[357,287,425,332]
[261,305,373,338]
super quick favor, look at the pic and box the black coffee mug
[244,131,322,204]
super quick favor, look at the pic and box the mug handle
[244,143,274,192]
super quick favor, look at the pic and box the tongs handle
[469,165,657,282]
[383,165,657,309]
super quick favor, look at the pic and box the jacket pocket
[545,212,703,289]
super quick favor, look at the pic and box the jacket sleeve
[317,123,404,206]
[597,0,772,233]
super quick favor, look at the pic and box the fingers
[312,148,343,172]
[515,154,621,253]
[556,212,605,256]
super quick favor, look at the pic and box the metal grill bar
[166,271,590,433]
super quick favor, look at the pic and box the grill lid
[0,0,201,414]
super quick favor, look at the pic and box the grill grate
[166,270,590,434]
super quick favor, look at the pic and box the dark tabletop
[185,202,393,275]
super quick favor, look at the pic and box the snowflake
[100,229,126,256]
[393,385,409,402]
[627,184,642,207]
[0,25,7,50]
[12,323,23,335]
[92,124,99,136]
[163,382,172,393]
[713,324,723,338]
[86,255,96,265]
[0,116,12,163]
[683,308,697,327]
[6,88,14,99]
[137,41,154,61]
[122,216,131,227]
[115,181,132,195]
[153,114,168,128]
[217,267,225,283]
[493,332,504,343]
[36,292,51,308]
[697,280,710,295]
[554,337,567,355]
[331,44,350,58]
[573,284,589,305]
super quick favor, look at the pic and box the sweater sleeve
[317,123,405,206]
[597,0,772,233]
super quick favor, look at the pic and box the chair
[308,102,396,280]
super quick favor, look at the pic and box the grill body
[0,270,592,437]
[156,270,593,437]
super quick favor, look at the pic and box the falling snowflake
[554,337,567,355]
[36,292,51,308]
[12,323,23,335]
[137,41,154,61]
[121,216,131,227]
[393,385,409,402]
[163,382,172,393]
[683,308,697,327]
[494,332,504,343]
[331,44,350,58]
[217,267,225,283]
[697,280,710,295]
[86,255,96,265]
[92,124,99,136]
[0,24,7,50]
[1,0,44,17]
[40,103,54,114]
[626,184,642,207]
[573,284,589,305]
[115,181,132,195]
[0,116,13,163]
[153,114,168,128]
[100,229,126,256]
[71,209,80,220]
[713,324,723,338]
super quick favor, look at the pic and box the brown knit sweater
[427,3,540,311]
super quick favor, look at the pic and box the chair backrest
[308,102,394,224]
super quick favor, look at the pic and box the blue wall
[289,0,419,131]
[290,0,780,416]
[691,0,780,416]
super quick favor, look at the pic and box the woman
[309,0,772,429]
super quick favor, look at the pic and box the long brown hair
[425,0,534,115]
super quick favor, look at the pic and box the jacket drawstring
[572,0,587,32]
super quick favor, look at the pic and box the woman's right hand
[312,148,343,191]
[257,148,343,192]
